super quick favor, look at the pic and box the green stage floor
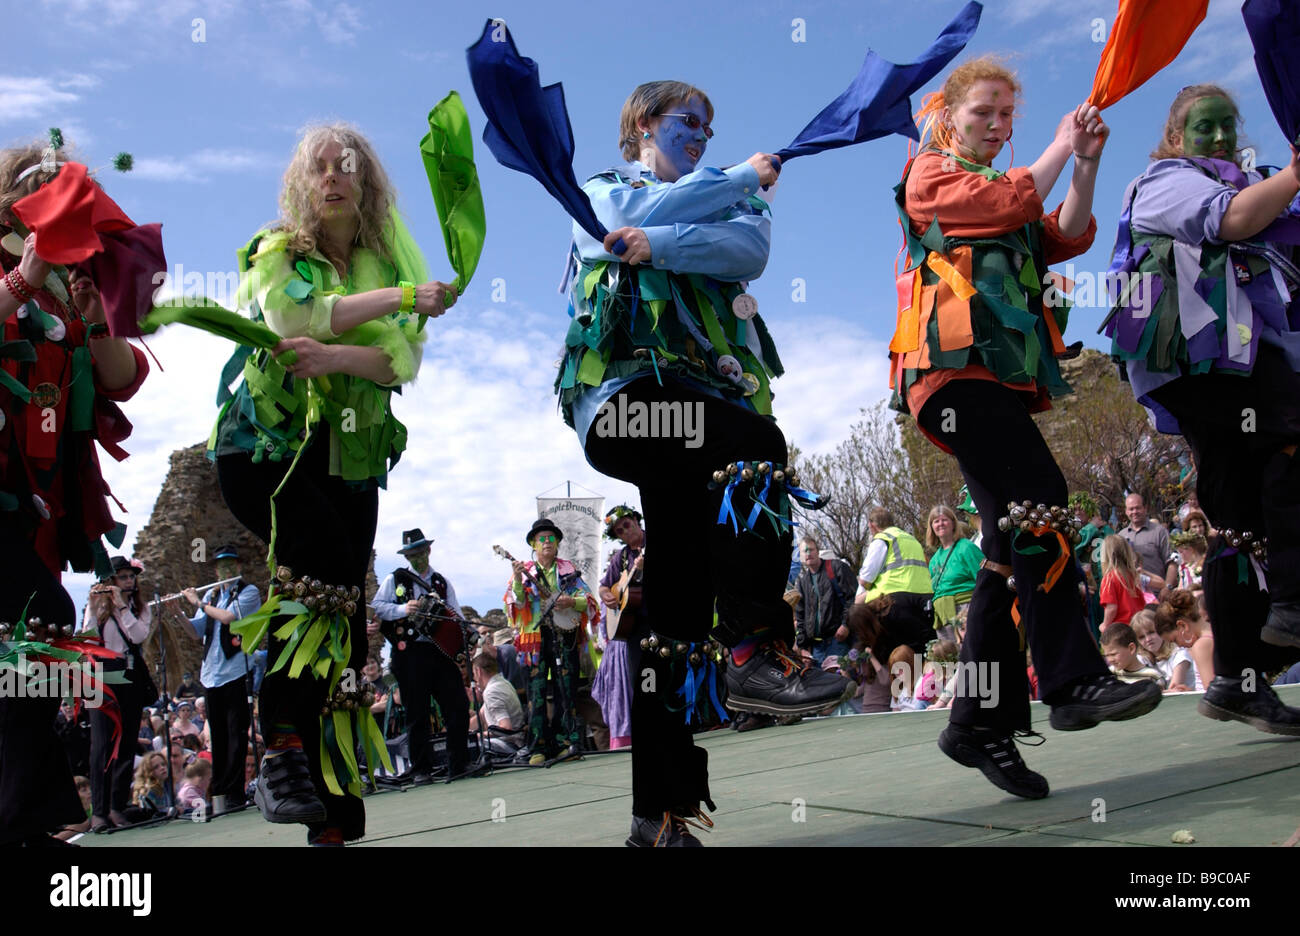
[82,685,1300,847]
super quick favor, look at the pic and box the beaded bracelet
[3,270,33,302]
[398,281,415,315]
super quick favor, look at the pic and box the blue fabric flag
[466,19,608,242]
[1243,0,1300,146]
[775,1,983,162]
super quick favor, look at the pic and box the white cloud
[130,148,275,182]
[58,73,101,90]
[0,76,81,123]
[316,2,365,46]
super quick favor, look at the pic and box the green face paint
[1182,97,1237,159]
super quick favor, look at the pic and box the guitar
[604,548,643,642]
[493,545,581,632]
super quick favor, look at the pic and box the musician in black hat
[370,529,469,784]
[82,555,154,831]
[503,519,599,765]
[183,545,261,812]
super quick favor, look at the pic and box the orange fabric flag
[1089,0,1209,110]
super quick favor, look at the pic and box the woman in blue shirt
[559,81,852,846]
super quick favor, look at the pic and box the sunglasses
[657,113,713,139]
[535,534,558,545]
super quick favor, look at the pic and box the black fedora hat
[398,528,434,554]
[525,518,563,547]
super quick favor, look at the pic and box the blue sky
[4,0,1285,613]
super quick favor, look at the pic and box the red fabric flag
[1089,0,1209,110]
[12,161,166,337]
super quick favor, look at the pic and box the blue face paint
[651,97,709,181]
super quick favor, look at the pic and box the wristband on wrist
[398,281,415,315]
[1073,151,1100,162]
[4,270,34,302]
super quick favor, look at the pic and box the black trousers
[218,438,377,836]
[206,675,251,802]
[584,377,793,817]
[917,380,1106,733]
[1149,345,1300,676]
[389,642,468,774]
[89,668,144,817]
[0,520,84,844]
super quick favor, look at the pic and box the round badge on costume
[397,640,407,651]
[739,373,760,396]
[716,354,743,382]
[732,294,757,320]
[32,382,60,408]
[1,232,24,256]
[44,318,66,342]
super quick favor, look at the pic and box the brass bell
[689,653,702,665]
[277,566,293,582]
[713,470,727,484]
[647,635,659,649]
[675,642,687,655]
[344,601,357,616]
[294,582,307,598]
[789,474,800,487]
[741,468,754,481]
[640,638,650,651]
[757,462,771,475]
[304,596,319,611]
[659,646,671,658]
[1019,520,1032,532]
[773,470,785,482]
[320,706,331,717]
[727,463,739,476]
[997,517,1011,532]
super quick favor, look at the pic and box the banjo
[493,545,582,632]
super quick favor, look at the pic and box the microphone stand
[151,590,178,822]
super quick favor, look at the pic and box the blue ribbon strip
[705,657,727,723]
[717,474,740,533]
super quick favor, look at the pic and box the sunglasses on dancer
[657,113,713,139]
[535,534,558,545]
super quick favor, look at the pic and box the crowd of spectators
[39,489,1300,841]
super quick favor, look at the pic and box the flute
[153,576,243,604]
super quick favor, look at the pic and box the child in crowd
[1132,609,1195,691]
[1100,535,1149,627]
[1101,623,1164,685]
[176,757,213,813]
[130,752,172,819]
[1154,590,1213,690]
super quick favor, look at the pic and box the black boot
[1047,674,1162,731]
[1199,675,1300,735]
[253,749,327,824]
[938,724,1049,800]
[724,643,854,716]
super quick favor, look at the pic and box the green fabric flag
[420,91,486,301]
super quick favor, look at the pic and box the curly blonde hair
[274,124,397,269]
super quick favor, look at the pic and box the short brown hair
[619,81,713,161]
[1100,623,1138,648]
[473,652,500,677]
[869,507,894,529]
